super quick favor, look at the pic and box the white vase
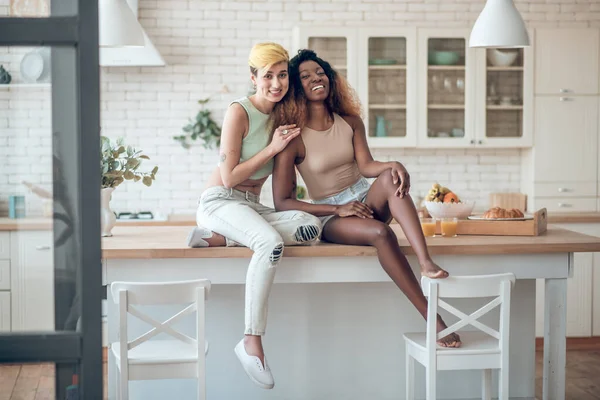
[101,187,117,237]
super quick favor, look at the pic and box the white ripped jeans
[197,186,322,335]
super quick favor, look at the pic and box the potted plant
[100,136,158,236]
[173,98,222,149]
[173,86,229,150]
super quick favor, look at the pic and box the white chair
[110,279,211,400]
[403,273,516,400]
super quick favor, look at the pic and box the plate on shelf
[467,215,533,221]
[20,48,51,83]
[369,58,397,65]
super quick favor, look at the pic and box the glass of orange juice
[441,217,458,237]
[420,218,437,237]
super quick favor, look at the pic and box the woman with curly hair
[270,49,461,348]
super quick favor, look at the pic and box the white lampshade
[99,0,145,48]
[469,0,530,48]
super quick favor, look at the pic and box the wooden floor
[0,350,599,399]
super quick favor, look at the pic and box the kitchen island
[102,225,600,400]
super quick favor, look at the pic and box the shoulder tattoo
[220,153,226,162]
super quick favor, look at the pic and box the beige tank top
[296,113,362,201]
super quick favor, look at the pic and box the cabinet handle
[559,97,573,102]
[559,88,570,93]
[470,139,475,144]
[557,187,570,193]
[477,140,483,145]
[557,203,572,208]
[36,245,51,251]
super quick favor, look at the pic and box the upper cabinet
[535,28,600,95]
[294,26,534,149]
[358,28,417,148]
[417,29,475,148]
[475,31,534,148]
[292,27,359,91]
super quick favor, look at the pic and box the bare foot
[420,259,449,279]
[436,321,461,348]
[244,335,266,366]
[437,332,461,348]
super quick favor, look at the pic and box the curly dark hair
[270,49,361,131]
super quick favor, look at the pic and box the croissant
[483,207,524,219]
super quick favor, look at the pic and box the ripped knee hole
[294,225,320,243]
[269,243,284,264]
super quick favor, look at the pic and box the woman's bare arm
[345,115,394,178]
[346,115,410,196]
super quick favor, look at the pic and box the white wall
[2,0,600,216]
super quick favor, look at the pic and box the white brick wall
[2,0,600,216]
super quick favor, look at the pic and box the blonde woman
[194,43,322,389]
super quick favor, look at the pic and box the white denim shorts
[311,177,371,226]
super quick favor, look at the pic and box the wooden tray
[435,208,547,236]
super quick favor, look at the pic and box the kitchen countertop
[545,212,600,223]
[3,211,600,232]
[0,217,196,231]
[101,225,600,259]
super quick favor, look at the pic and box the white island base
[105,252,569,400]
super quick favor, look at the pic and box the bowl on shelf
[487,49,518,67]
[369,58,398,65]
[428,51,460,66]
[424,200,476,219]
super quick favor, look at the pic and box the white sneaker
[234,339,274,389]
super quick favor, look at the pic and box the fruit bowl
[424,201,476,219]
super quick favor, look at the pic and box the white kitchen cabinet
[535,28,599,95]
[417,28,476,148]
[10,230,55,332]
[474,31,534,148]
[0,292,10,332]
[292,26,359,92]
[357,27,417,148]
[534,197,597,213]
[0,232,9,259]
[0,260,10,290]
[535,223,600,338]
[294,25,533,149]
[594,252,600,336]
[533,96,598,183]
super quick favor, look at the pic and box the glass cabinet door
[359,28,417,147]
[293,27,358,90]
[475,41,533,147]
[418,29,475,147]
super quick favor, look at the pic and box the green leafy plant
[174,98,222,149]
[101,136,158,189]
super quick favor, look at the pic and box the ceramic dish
[369,58,398,65]
[428,51,460,66]
[20,50,44,82]
[468,215,533,221]
[20,48,51,83]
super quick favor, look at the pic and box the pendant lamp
[469,0,530,48]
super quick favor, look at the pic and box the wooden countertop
[0,217,196,231]
[546,212,600,224]
[3,211,600,232]
[101,225,600,259]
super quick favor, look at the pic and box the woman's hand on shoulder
[269,124,301,155]
[334,201,374,219]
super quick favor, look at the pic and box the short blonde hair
[248,42,289,76]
